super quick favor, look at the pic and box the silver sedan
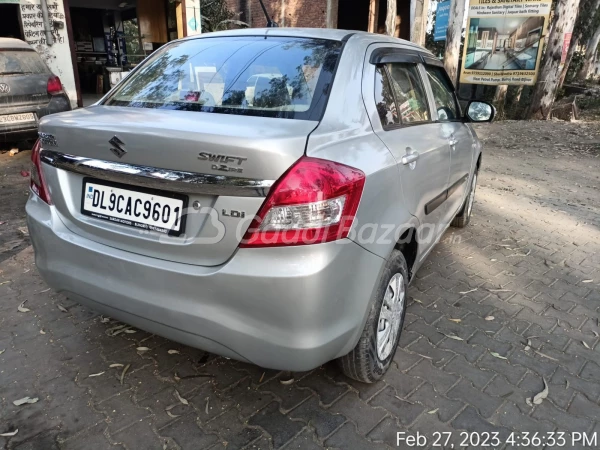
[26,28,493,382]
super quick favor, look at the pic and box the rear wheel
[337,250,408,383]
[451,171,477,228]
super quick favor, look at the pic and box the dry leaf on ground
[529,378,549,405]
[13,397,39,406]
[17,301,30,313]
[490,351,507,360]
[174,390,189,405]
[442,333,464,341]
[459,288,477,295]
[120,364,131,385]
[0,429,18,437]
[88,372,105,377]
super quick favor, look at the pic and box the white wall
[20,0,78,108]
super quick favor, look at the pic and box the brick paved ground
[1,121,600,449]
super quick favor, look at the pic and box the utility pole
[444,0,466,86]
[527,0,582,119]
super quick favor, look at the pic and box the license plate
[81,178,188,236]
[0,112,36,124]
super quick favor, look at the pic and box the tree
[577,24,600,79]
[385,0,397,36]
[526,0,582,119]
[558,0,600,87]
[444,0,466,86]
[493,85,508,118]
[200,0,248,32]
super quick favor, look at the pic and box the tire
[451,171,478,228]
[337,250,409,383]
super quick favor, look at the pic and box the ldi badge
[198,152,247,173]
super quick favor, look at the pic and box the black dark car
[0,38,71,146]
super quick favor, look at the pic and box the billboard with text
[459,0,551,85]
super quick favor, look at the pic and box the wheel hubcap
[376,273,405,360]
[466,173,477,217]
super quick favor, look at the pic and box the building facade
[224,0,429,41]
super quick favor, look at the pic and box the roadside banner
[459,0,552,85]
[434,1,451,42]
[561,32,572,65]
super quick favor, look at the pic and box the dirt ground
[0,149,31,264]
[1,120,600,450]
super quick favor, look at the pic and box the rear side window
[425,66,460,121]
[103,36,343,120]
[0,50,48,75]
[374,66,399,127]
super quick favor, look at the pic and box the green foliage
[123,19,144,64]
[566,50,586,83]
[200,0,248,32]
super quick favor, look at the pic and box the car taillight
[30,139,52,204]
[47,75,63,95]
[240,157,365,247]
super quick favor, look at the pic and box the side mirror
[465,101,495,122]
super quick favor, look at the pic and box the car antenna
[258,0,278,27]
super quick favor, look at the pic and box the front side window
[385,63,430,124]
[103,36,342,120]
[425,66,460,121]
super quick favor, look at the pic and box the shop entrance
[336,0,410,39]
[68,0,178,106]
[0,4,24,40]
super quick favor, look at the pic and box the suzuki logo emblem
[109,136,127,158]
[0,83,10,94]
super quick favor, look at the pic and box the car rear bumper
[26,194,385,371]
[1,94,70,143]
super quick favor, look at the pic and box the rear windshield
[103,36,343,120]
[0,49,48,75]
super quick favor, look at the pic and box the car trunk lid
[38,106,317,266]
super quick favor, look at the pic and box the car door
[367,47,451,255]
[422,62,474,222]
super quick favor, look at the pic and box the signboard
[434,1,451,42]
[459,0,552,86]
[561,32,572,65]
[186,0,202,36]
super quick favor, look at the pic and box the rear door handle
[401,152,419,165]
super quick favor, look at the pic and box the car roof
[0,38,34,50]
[181,27,433,56]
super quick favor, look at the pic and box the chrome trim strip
[40,149,274,197]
